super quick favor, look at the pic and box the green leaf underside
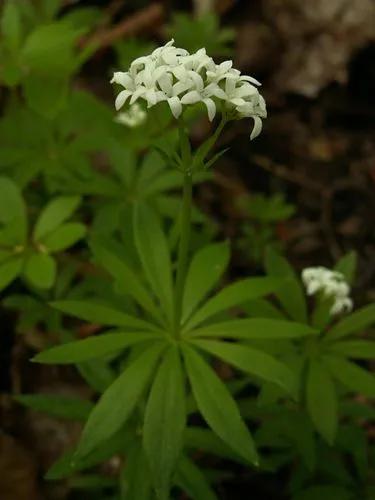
[91,242,162,323]
[323,355,375,398]
[175,455,218,500]
[327,304,375,341]
[306,358,337,444]
[182,344,258,465]
[51,300,157,331]
[184,277,282,331]
[192,339,297,397]
[189,318,317,339]
[14,394,93,421]
[33,331,159,364]
[134,203,173,323]
[143,347,186,500]
[329,340,375,359]
[182,241,229,322]
[265,248,307,323]
[75,342,165,460]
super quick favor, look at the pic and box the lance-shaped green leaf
[46,429,133,480]
[189,318,317,339]
[1,0,22,52]
[143,347,186,500]
[24,253,56,289]
[0,257,23,291]
[192,339,297,398]
[306,358,337,444]
[327,304,375,341]
[175,455,218,500]
[265,248,307,323]
[91,242,162,323]
[51,300,157,331]
[142,170,210,197]
[42,222,86,252]
[184,427,240,462]
[324,355,375,398]
[134,203,173,322]
[121,441,153,500]
[335,251,357,284]
[242,299,285,320]
[182,241,230,322]
[204,147,230,170]
[182,344,258,465]
[33,195,81,241]
[184,277,282,331]
[14,394,93,422]
[0,177,27,245]
[75,342,165,460]
[33,331,158,364]
[328,340,375,359]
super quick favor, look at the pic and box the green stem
[173,170,193,336]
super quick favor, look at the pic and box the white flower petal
[172,81,192,96]
[240,75,261,86]
[111,72,132,87]
[220,60,233,72]
[172,65,188,82]
[167,96,182,119]
[158,73,173,95]
[129,87,145,105]
[250,116,263,140]
[235,83,258,98]
[188,71,204,91]
[203,98,216,122]
[131,56,150,69]
[230,98,246,107]
[145,89,157,107]
[115,90,131,110]
[212,87,227,100]
[181,91,202,104]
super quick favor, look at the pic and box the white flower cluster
[302,267,353,316]
[111,39,266,140]
[114,103,147,128]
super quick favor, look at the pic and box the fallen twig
[81,3,164,50]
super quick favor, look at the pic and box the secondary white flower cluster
[114,103,147,128]
[111,39,266,140]
[302,267,353,316]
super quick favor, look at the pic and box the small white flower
[111,40,266,139]
[114,103,147,128]
[301,266,353,316]
[206,60,238,83]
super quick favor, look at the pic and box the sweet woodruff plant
[33,41,375,500]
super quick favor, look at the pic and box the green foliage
[0,5,373,498]
[239,193,296,263]
[167,12,235,55]
[0,178,85,290]
[256,249,375,448]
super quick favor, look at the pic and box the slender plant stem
[173,170,193,336]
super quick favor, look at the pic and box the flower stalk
[173,169,193,336]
